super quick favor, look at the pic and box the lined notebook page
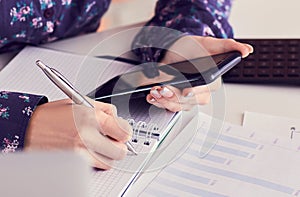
[0,46,133,101]
[139,112,300,197]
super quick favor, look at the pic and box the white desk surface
[223,83,300,124]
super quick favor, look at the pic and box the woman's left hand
[146,36,254,112]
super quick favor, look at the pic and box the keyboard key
[287,54,299,60]
[274,54,285,60]
[258,62,270,68]
[257,69,270,77]
[287,68,300,77]
[244,61,256,68]
[274,61,285,68]
[273,69,285,77]
[273,46,285,53]
[243,68,256,77]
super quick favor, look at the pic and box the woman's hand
[25,98,132,170]
[146,36,254,112]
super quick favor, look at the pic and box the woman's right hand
[25,98,132,170]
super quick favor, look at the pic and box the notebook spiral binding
[127,119,160,145]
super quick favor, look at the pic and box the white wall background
[100,0,156,30]
[102,0,300,38]
[230,0,300,38]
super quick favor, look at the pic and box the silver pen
[35,60,137,155]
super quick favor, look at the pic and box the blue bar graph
[143,187,178,197]
[187,149,227,164]
[145,177,229,197]
[219,134,259,149]
[194,137,253,158]
[164,166,211,184]
[213,144,250,158]
[179,158,295,195]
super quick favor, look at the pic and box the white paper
[243,111,300,142]
[0,46,133,101]
[135,112,300,197]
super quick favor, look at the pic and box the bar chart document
[138,112,300,197]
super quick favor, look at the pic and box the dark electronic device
[88,51,242,102]
[222,39,300,85]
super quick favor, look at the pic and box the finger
[182,86,209,97]
[76,147,114,170]
[244,43,254,54]
[196,37,254,58]
[150,93,194,112]
[151,85,201,111]
[72,103,130,142]
[94,101,118,116]
[149,86,163,99]
[182,77,221,97]
[84,97,114,115]
[96,109,132,142]
[146,94,164,108]
[151,86,183,111]
[147,92,180,111]
[79,126,128,161]
[195,91,211,105]
[219,39,254,58]
[148,84,211,111]
[147,93,196,111]
[150,86,181,100]
[90,151,115,170]
[181,85,212,104]
[187,91,211,105]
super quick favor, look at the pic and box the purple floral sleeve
[0,91,47,153]
[132,0,234,65]
[150,0,234,38]
[0,0,111,53]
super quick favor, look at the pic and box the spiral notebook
[88,94,180,196]
[0,46,181,196]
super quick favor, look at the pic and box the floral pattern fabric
[0,91,47,153]
[133,0,233,65]
[0,0,111,53]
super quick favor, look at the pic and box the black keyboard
[222,39,300,85]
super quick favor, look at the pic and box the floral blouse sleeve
[132,0,234,68]
[0,0,111,53]
[0,91,48,153]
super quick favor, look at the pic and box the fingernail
[184,92,194,98]
[149,98,156,102]
[150,89,161,98]
[160,87,173,98]
[247,44,254,53]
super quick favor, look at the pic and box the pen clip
[51,68,94,108]
[50,67,77,91]
[36,60,94,108]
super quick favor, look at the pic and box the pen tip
[126,142,138,155]
[131,149,138,155]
